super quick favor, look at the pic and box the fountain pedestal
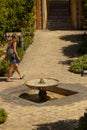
[39,89,47,101]
[26,78,59,102]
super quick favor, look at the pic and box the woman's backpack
[6,44,15,59]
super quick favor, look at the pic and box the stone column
[36,0,41,29]
[42,0,47,29]
[75,0,82,29]
[77,0,82,29]
[70,0,82,29]
[70,0,77,29]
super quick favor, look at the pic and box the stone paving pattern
[0,30,87,130]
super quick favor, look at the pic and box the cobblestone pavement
[0,30,87,130]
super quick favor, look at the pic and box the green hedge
[0,50,5,57]
[0,0,36,44]
[0,0,36,76]
[17,48,24,59]
[0,60,10,76]
[70,55,87,74]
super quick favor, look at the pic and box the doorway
[35,0,82,30]
[46,0,74,30]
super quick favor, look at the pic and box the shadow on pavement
[58,33,83,58]
[36,119,78,130]
[61,44,81,58]
[58,59,73,65]
[59,34,83,43]
[0,77,21,82]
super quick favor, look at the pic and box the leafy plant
[0,50,5,57]
[70,55,87,74]
[0,108,7,124]
[0,0,36,44]
[0,60,10,76]
[17,47,24,59]
[0,0,36,77]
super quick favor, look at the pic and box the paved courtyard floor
[0,30,87,130]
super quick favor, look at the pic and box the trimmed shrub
[70,55,87,74]
[0,108,7,124]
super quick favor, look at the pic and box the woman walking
[5,33,24,82]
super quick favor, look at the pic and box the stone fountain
[26,78,59,101]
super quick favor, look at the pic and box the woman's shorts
[10,56,20,64]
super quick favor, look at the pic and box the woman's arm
[13,41,20,60]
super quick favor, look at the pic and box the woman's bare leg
[14,64,21,78]
[7,64,14,81]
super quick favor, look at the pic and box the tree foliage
[82,0,87,29]
[0,0,8,41]
[0,0,36,43]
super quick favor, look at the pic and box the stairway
[47,0,74,30]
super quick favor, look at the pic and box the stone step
[47,0,73,30]
[48,22,73,26]
[47,25,74,30]
[48,11,70,16]
[47,26,74,30]
[47,18,74,30]
[49,9,69,12]
[49,6,69,9]
[49,1,69,8]
[47,22,73,27]
[49,9,69,11]
[48,15,71,19]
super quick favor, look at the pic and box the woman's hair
[12,33,17,39]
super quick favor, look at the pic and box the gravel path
[0,30,87,130]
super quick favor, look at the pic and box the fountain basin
[26,78,59,89]
[26,78,59,101]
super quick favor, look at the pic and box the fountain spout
[39,78,45,84]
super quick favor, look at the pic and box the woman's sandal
[20,75,25,79]
[6,78,12,82]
